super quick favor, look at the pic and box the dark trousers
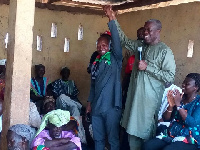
[142,138,199,150]
[120,127,130,150]
[92,107,122,150]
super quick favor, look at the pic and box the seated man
[51,67,82,116]
[32,109,81,150]
[30,64,50,113]
[7,124,36,150]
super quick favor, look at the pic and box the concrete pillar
[0,0,35,149]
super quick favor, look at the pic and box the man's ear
[21,137,28,148]
[194,86,198,91]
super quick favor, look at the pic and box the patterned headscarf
[9,124,36,144]
[35,109,70,137]
[186,73,200,92]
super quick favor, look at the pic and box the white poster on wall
[187,40,194,57]
[64,38,70,52]
[37,35,42,51]
[78,24,83,40]
[4,33,9,49]
[51,23,57,38]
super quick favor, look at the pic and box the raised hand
[103,5,116,21]
[173,89,182,106]
[167,90,175,107]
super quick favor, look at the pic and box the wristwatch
[177,105,183,110]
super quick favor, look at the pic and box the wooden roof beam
[35,2,104,15]
[35,0,60,4]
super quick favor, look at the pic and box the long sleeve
[72,81,79,97]
[62,131,82,150]
[114,20,139,53]
[145,48,176,83]
[185,104,200,127]
[88,79,95,102]
[108,20,123,64]
[31,130,49,148]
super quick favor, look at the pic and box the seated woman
[51,67,82,116]
[32,109,81,150]
[7,124,36,150]
[143,73,200,150]
[42,96,87,146]
[30,64,50,113]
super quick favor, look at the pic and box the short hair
[137,27,144,32]
[35,64,45,71]
[98,34,111,44]
[146,19,162,30]
[186,73,200,92]
[60,67,70,76]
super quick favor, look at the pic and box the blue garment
[88,20,122,115]
[158,95,200,148]
[30,77,49,97]
[169,95,200,147]
[92,107,121,150]
[88,20,122,150]
[51,79,79,101]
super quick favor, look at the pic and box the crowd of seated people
[6,109,81,150]
[2,10,200,150]
[1,50,200,150]
[27,64,89,150]
[4,67,200,150]
[3,60,200,150]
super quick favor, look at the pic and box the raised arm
[108,20,122,62]
[104,5,138,53]
[145,48,176,83]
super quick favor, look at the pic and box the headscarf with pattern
[35,109,70,136]
[9,124,36,145]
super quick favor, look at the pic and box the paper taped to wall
[51,23,57,38]
[37,35,42,51]
[64,38,70,52]
[187,40,194,58]
[78,24,83,40]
